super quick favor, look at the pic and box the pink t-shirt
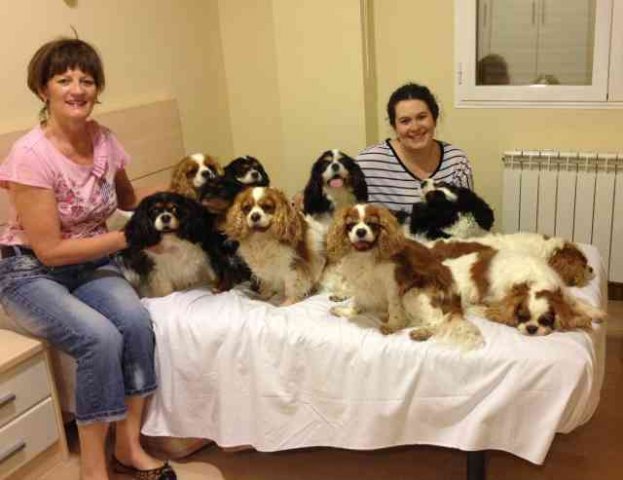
[0,121,129,246]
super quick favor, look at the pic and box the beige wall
[218,0,367,194]
[0,0,233,161]
[372,0,623,226]
[3,0,617,223]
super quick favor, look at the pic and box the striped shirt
[355,139,473,215]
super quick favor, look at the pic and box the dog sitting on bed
[407,179,494,241]
[326,204,484,350]
[440,246,605,336]
[303,149,368,224]
[199,155,270,215]
[118,192,224,297]
[170,152,223,201]
[224,186,326,305]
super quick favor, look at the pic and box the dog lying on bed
[118,192,224,297]
[429,231,594,287]
[406,179,494,241]
[224,186,326,305]
[440,246,605,336]
[326,204,483,350]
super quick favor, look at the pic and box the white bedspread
[141,244,607,464]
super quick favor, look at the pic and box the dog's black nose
[526,325,538,335]
[355,228,367,238]
[201,170,212,179]
[331,163,340,172]
[161,214,172,224]
[251,171,260,180]
[250,212,261,223]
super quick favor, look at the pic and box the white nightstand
[0,330,68,480]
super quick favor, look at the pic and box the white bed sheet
[141,244,607,465]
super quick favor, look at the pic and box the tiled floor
[37,301,623,480]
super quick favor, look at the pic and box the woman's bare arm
[10,183,126,267]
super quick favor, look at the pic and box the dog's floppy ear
[326,207,353,262]
[543,288,603,331]
[124,200,161,248]
[272,191,304,245]
[224,190,251,240]
[303,159,331,215]
[341,154,368,202]
[170,159,198,199]
[376,207,404,259]
[177,195,212,242]
[256,160,270,186]
[456,189,495,231]
[485,282,530,327]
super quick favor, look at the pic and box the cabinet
[477,0,595,84]
[0,330,68,480]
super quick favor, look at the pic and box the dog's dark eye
[515,305,530,323]
[261,203,275,214]
[538,312,555,328]
[187,167,198,177]
[345,221,357,232]
[242,204,252,214]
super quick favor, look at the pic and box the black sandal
[111,456,177,480]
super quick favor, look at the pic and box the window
[455,0,623,107]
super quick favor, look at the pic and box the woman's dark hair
[386,82,439,127]
[27,38,105,99]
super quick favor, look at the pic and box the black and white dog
[118,192,225,297]
[407,179,494,241]
[199,155,271,216]
[303,149,368,224]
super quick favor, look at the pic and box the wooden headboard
[0,99,184,226]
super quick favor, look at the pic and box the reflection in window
[476,0,596,86]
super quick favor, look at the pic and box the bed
[140,243,607,474]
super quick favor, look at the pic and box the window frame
[454,0,622,108]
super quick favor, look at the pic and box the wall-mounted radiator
[502,150,623,283]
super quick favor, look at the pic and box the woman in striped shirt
[356,83,473,216]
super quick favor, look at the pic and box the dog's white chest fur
[340,252,394,312]
[238,235,298,291]
[143,234,215,297]
[325,186,357,211]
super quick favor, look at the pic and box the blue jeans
[0,252,157,425]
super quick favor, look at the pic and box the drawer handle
[0,440,26,464]
[0,392,16,408]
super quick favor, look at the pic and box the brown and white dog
[224,186,326,305]
[326,204,484,350]
[170,152,224,201]
[429,232,594,287]
[441,246,605,336]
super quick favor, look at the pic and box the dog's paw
[409,327,434,342]
[379,324,399,335]
[330,305,357,318]
[329,293,349,302]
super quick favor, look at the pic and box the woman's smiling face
[392,99,436,152]
[42,68,98,122]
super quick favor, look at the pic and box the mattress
[141,244,607,464]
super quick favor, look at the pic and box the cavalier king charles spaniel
[224,186,326,305]
[440,247,605,336]
[430,231,594,288]
[199,155,271,215]
[303,149,368,223]
[119,192,225,297]
[170,152,224,201]
[326,204,484,350]
[406,179,494,241]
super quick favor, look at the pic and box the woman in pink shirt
[0,38,176,480]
